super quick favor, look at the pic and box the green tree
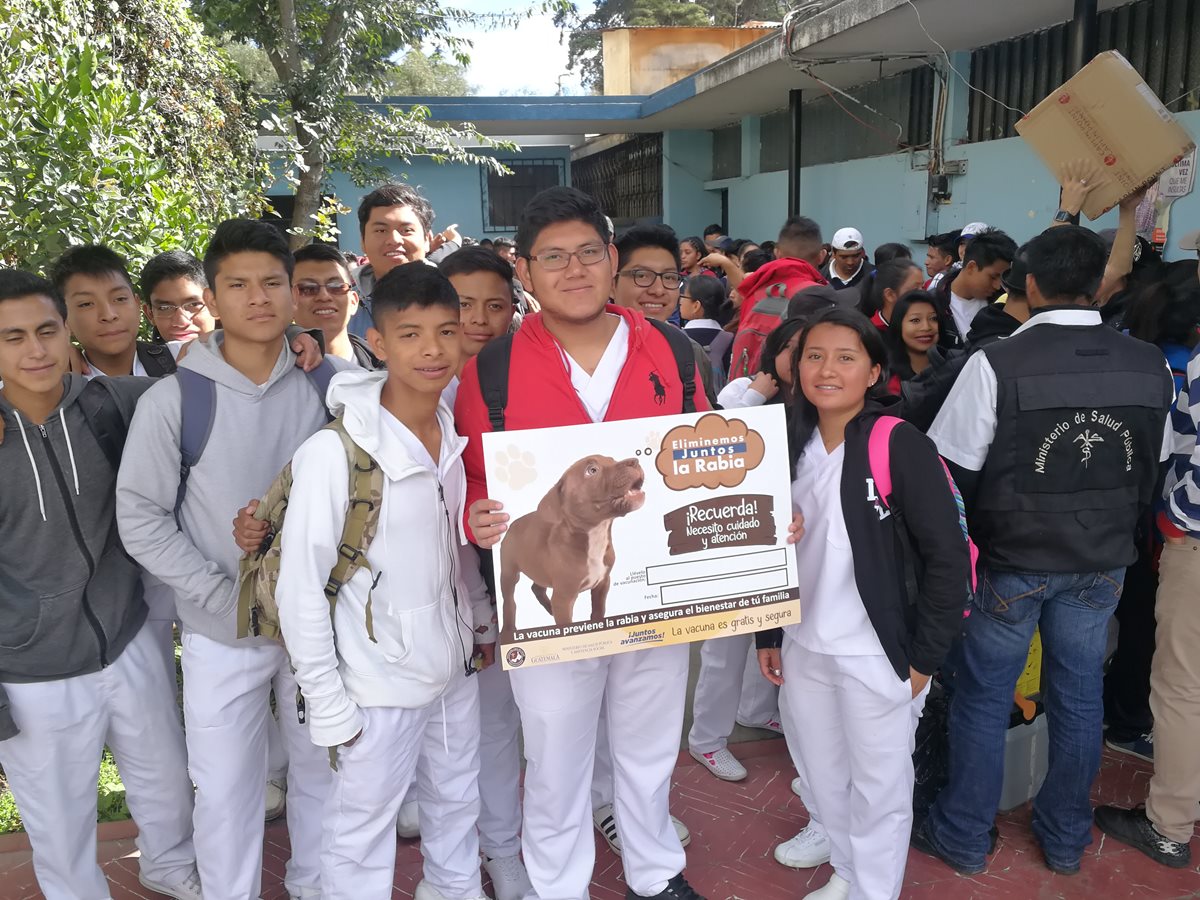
[386,51,475,97]
[195,0,505,247]
[0,0,268,274]
[559,0,789,91]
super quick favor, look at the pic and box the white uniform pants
[322,670,483,900]
[477,660,523,859]
[510,643,689,900]
[779,640,926,900]
[181,631,331,900]
[0,622,195,900]
[688,635,780,753]
[142,575,179,687]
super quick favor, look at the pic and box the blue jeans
[925,567,1124,869]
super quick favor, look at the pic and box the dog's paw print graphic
[495,445,538,490]
[642,429,662,456]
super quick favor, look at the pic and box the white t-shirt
[560,316,629,423]
[83,341,185,380]
[788,433,886,657]
[948,291,986,338]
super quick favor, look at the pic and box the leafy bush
[0,750,129,834]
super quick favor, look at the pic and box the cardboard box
[1015,50,1196,220]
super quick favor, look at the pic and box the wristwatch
[1053,209,1074,223]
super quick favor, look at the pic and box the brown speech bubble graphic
[656,413,766,490]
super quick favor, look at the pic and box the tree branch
[276,0,303,81]
[315,2,350,70]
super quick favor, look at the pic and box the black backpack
[135,342,179,378]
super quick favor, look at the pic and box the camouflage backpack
[236,418,384,643]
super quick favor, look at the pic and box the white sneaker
[396,799,420,839]
[736,715,785,735]
[265,778,287,822]
[138,869,203,900]
[593,803,692,855]
[774,822,832,868]
[804,873,850,899]
[414,880,488,900]
[791,777,803,798]
[483,854,534,900]
[689,747,748,782]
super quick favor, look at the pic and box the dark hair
[962,228,1018,272]
[683,274,725,320]
[492,237,515,251]
[1022,226,1106,301]
[371,261,460,324]
[515,186,609,259]
[617,224,681,270]
[788,307,889,471]
[357,183,434,238]
[776,216,824,263]
[786,285,838,324]
[873,242,912,267]
[139,250,207,302]
[885,290,940,380]
[926,231,960,257]
[741,249,773,273]
[478,239,494,249]
[1124,280,1200,348]
[863,258,922,316]
[703,224,724,237]
[680,236,706,262]
[342,250,361,267]
[293,242,352,276]
[0,268,66,318]
[203,219,294,288]
[759,240,777,256]
[49,244,133,295]
[438,246,515,285]
[760,316,808,384]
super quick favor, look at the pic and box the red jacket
[735,258,825,329]
[455,305,711,539]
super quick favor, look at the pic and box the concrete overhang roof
[356,0,1130,136]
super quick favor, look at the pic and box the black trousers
[1103,515,1158,742]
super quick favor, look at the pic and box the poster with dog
[483,406,800,669]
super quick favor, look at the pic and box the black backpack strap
[78,379,130,472]
[646,318,697,413]
[136,341,177,377]
[475,333,514,433]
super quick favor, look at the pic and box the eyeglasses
[618,269,683,290]
[527,244,608,271]
[151,300,208,318]
[296,280,354,298]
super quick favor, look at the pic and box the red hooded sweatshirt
[455,305,711,540]
[735,258,826,328]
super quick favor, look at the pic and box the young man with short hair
[933,228,1017,349]
[277,262,495,900]
[923,232,958,287]
[293,243,380,368]
[439,246,517,366]
[456,187,710,900]
[918,226,1175,879]
[823,227,868,294]
[702,223,725,250]
[141,250,217,344]
[51,244,181,377]
[492,237,517,264]
[116,219,353,900]
[0,270,200,900]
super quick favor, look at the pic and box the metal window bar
[481,159,565,232]
[570,133,663,223]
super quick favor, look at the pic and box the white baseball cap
[1179,229,1200,251]
[831,227,864,251]
[960,222,989,240]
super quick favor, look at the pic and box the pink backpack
[868,416,979,604]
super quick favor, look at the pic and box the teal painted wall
[662,130,722,238]
[270,145,572,253]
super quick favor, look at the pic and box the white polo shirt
[559,316,629,423]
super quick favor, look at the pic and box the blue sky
[450,0,592,96]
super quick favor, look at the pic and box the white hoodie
[276,369,496,748]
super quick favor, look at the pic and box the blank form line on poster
[645,549,790,606]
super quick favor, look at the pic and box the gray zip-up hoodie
[116,336,351,646]
[0,375,153,740]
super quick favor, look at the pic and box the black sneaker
[1095,805,1192,869]
[626,873,706,900]
[1104,731,1154,763]
[910,821,987,876]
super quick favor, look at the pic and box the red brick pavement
[2,738,1198,899]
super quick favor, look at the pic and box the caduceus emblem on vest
[1074,429,1105,468]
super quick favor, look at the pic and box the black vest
[974,314,1173,573]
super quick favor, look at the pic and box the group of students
[0,170,1197,900]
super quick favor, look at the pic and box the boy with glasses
[141,251,217,345]
[292,243,381,369]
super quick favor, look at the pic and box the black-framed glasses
[151,300,208,317]
[296,280,354,298]
[618,268,683,290]
[527,244,608,271]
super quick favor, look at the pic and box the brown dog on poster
[499,455,646,642]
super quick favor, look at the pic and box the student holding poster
[756,307,969,900]
[455,187,712,900]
